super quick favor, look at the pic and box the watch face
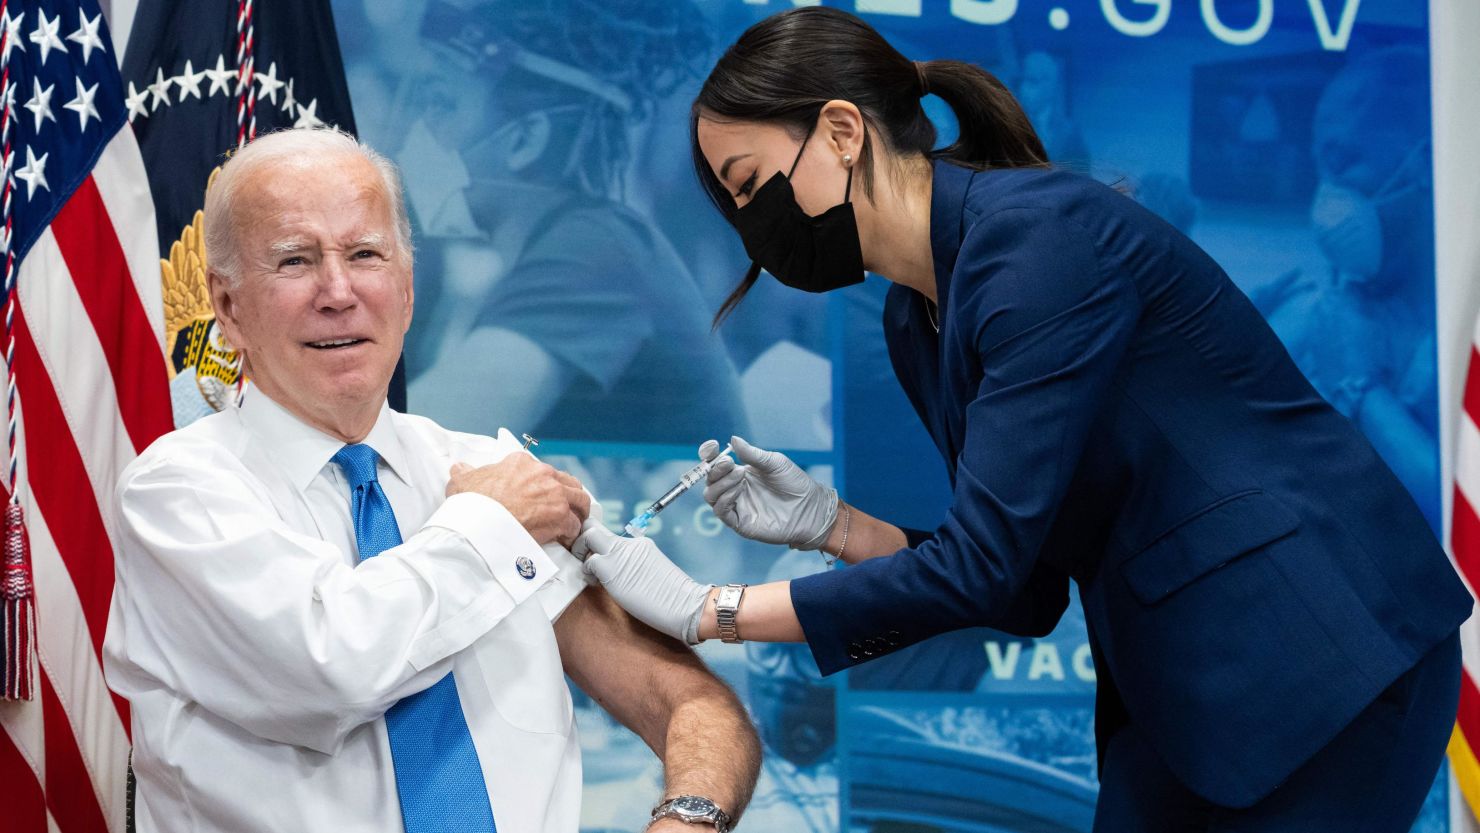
[673,796,716,816]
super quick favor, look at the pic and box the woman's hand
[574,522,711,644]
[700,436,838,550]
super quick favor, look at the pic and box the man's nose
[314,261,357,311]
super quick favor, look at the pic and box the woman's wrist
[821,499,849,560]
[696,581,805,643]
[697,586,722,642]
[820,501,851,566]
[820,502,908,564]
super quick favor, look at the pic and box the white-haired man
[103,128,760,833]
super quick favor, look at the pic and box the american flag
[0,1,169,831]
[1453,312,1480,819]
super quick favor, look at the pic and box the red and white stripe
[1451,312,1480,782]
[0,122,171,831]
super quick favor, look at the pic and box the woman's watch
[650,795,733,832]
[715,584,747,644]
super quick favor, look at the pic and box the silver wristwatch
[714,584,747,644]
[651,795,733,832]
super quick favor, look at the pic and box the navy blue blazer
[789,160,1471,807]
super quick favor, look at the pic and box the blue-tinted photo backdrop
[330,1,1445,829]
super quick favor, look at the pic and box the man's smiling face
[210,151,413,436]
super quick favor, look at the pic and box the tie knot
[332,444,381,488]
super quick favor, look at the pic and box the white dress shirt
[104,390,595,833]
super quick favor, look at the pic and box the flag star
[204,55,235,98]
[1,11,24,64]
[293,97,324,129]
[281,78,297,115]
[175,59,206,100]
[65,9,105,64]
[148,67,171,110]
[124,81,149,122]
[23,79,55,133]
[63,78,99,130]
[1,79,16,127]
[28,10,64,67]
[255,61,285,104]
[15,146,48,200]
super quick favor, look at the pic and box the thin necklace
[926,298,940,333]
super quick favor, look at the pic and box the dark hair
[691,6,1048,326]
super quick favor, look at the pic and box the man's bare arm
[556,585,761,827]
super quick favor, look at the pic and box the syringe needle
[623,443,734,537]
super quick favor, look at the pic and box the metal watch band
[715,583,746,644]
[650,795,733,833]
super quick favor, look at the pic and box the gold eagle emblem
[161,166,243,414]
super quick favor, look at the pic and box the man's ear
[818,100,866,164]
[507,112,552,173]
[207,269,248,351]
[402,268,415,334]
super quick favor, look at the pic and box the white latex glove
[574,521,710,645]
[700,435,838,550]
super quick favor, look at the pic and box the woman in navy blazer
[577,8,1470,830]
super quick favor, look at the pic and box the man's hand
[447,455,589,547]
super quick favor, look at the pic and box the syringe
[624,444,733,537]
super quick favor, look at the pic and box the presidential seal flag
[0,0,171,831]
[120,0,377,427]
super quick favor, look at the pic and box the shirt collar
[237,388,411,491]
[930,157,977,317]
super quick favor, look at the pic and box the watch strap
[714,584,746,644]
[650,796,733,833]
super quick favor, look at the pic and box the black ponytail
[918,60,1048,169]
[693,6,1048,326]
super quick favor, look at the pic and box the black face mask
[731,135,865,293]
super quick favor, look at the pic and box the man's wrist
[647,818,715,832]
[650,794,733,832]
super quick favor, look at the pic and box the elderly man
[102,128,760,833]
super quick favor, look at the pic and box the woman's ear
[818,100,866,164]
[507,111,553,173]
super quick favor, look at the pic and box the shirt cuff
[424,493,557,607]
[537,547,597,622]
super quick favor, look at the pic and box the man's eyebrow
[348,233,388,249]
[719,153,751,182]
[268,239,311,256]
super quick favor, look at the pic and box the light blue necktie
[332,444,497,833]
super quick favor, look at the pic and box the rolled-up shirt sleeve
[109,444,554,754]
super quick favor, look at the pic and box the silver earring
[842,153,853,166]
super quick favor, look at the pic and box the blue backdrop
[330,1,1445,829]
